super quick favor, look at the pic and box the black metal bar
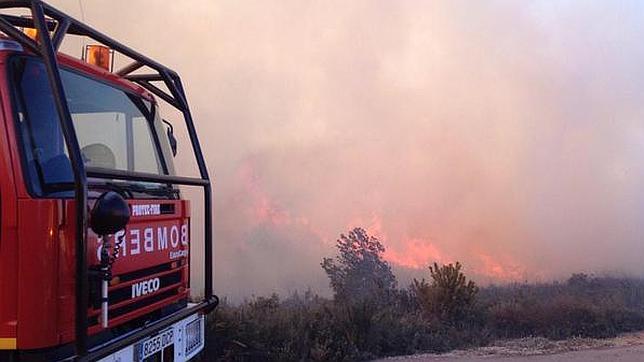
[124,73,163,82]
[146,109,171,177]
[173,76,213,298]
[0,14,41,54]
[134,79,181,109]
[161,69,187,110]
[0,0,29,8]
[0,12,58,31]
[0,3,187,110]
[38,1,173,74]
[0,2,176,80]
[203,185,213,298]
[86,167,209,186]
[29,0,90,356]
[51,17,69,50]
[115,60,142,76]
[0,3,178,91]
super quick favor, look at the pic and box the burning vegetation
[206,228,644,361]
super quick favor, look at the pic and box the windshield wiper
[90,181,134,199]
[108,181,178,198]
[43,180,179,199]
[90,181,179,199]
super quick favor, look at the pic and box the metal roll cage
[0,1,216,360]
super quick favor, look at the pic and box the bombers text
[97,224,189,260]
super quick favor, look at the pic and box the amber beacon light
[22,26,37,40]
[85,44,113,71]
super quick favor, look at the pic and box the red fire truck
[0,1,217,361]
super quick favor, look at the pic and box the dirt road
[377,332,644,362]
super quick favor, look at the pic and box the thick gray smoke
[50,1,644,300]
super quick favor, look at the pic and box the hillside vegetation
[206,228,644,361]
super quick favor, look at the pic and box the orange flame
[384,238,446,269]
[346,213,387,240]
[475,253,524,281]
[238,159,290,226]
[236,159,326,241]
[346,213,447,269]
[237,165,529,283]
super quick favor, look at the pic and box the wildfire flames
[236,161,528,284]
[475,253,525,282]
[384,238,444,270]
[237,159,326,241]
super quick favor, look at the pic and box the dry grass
[205,233,644,360]
[205,274,644,361]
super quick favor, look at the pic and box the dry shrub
[412,262,479,325]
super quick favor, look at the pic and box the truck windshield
[11,57,176,197]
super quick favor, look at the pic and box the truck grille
[89,262,185,326]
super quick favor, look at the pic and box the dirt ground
[376,332,644,362]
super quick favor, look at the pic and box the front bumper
[98,311,204,362]
[72,297,218,362]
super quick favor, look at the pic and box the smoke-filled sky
[49,1,644,299]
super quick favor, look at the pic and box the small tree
[321,227,397,304]
[412,262,478,324]
[321,228,398,357]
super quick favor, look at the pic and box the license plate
[185,318,203,356]
[139,328,174,360]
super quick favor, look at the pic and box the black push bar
[0,1,215,360]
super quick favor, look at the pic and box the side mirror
[90,191,130,236]
[162,119,178,157]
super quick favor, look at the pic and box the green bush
[321,227,397,305]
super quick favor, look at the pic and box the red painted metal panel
[57,200,191,345]
[17,200,60,349]
[0,55,18,342]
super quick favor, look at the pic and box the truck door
[0,75,19,351]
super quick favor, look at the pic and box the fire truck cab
[0,1,216,361]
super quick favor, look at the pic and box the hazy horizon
[47,1,644,300]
